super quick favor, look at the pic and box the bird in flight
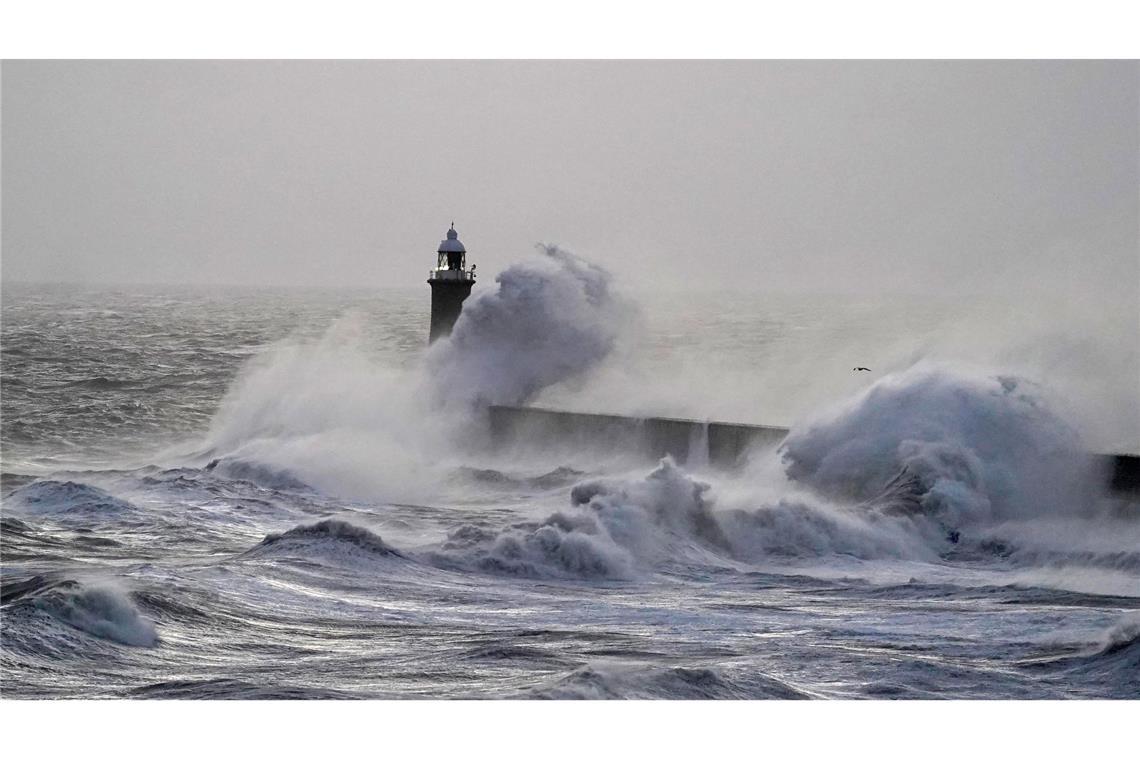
[853,367,872,372]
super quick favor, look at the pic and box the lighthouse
[427,223,476,342]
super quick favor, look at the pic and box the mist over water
[2,251,1138,699]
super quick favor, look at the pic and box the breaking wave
[1024,613,1140,695]
[5,577,158,648]
[1094,613,1140,657]
[415,455,933,580]
[426,458,728,580]
[205,457,314,492]
[719,367,1130,569]
[780,366,1100,526]
[430,515,634,580]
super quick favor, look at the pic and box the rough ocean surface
[2,262,1138,699]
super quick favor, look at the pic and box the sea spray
[27,579,158,648]
[570,457,729,554]
[204,314,446,501]
[202,247,634,500]
[424,244,637,410]
[779,365,1099,526]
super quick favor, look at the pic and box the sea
[2,250,1138,699]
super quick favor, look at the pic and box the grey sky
[2,60,1137,298]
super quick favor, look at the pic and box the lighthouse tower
[427,223,476,342]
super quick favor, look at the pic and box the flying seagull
[853,367,872,372]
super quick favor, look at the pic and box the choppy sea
[2,255,1138,699]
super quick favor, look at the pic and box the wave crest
[432,513,634,580]
[1095,613,1140,658]
[431,459,737,579]
[245,519,403,562]
[11,578,159,648]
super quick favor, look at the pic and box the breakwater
[487,404,1140,493]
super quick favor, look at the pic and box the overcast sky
[2,60,1136,298]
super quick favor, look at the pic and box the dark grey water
[2,280,1137,699]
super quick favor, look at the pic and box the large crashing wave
[424,245,635,409]
[201,246,632,500]
[779,366,1099,527]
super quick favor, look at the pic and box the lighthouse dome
[438,225,466,254]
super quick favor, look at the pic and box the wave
[417,456,930,580]
[242,519,405,563]
[527,663,809,699]
[1020,613,1140,696]
[718,500,939,563]
[204,457,314,492]
[243,439,1130,586]
[231,456,932,582]
[3,577,158,648]
[780,366,1100,527]
[0,516,35,538]
[556,457,943,568]
[966,534,1140,575]
[446,440,1134,581]
[4,480,138,519]
[425,458,731,580]
[429,515,635,580]
[1093,613,1140,658]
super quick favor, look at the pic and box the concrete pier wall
[488,405,788,468]
[487,404,1140,493]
